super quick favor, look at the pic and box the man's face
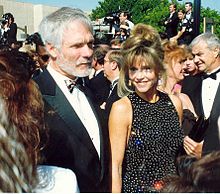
[54,20,94,79]
[103,53,112,80]
[119,13,126,23]
[178,11,185,20]
[192,40,216,73]
[169,5,175,13]
[185,4,192,13]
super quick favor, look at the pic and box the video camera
[104,11,120,26]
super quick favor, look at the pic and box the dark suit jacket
[34,69,110,192]
[165,12,179,39]
[182,74,220,154]
[87,71,111,106]
[105,84,120,120]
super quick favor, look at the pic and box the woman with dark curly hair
[0,50,45,168]
[0,97,35,192]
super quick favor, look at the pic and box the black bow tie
[202,68,220,80]
[64,79,77,93]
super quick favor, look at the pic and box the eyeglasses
[39,54,50,62]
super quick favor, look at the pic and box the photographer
[19,32,50,77]
[0,20,9,46]
[1,13,17,48]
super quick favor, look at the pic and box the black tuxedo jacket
[87,71,110,106]
[165,11,179,39]
[105,84,120,120]
[182,74,220,154]
[34,69,110,192]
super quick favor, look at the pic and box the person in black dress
[109,24,183,193]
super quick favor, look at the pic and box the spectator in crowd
[109,24,184,192]
[164,3,179,39]
[19,32,50,77]
[114,24,130,42]
[1,13,17,48]
[35,7,110,192]
[162,151,220,192]
[118,11,134,33]
[88,45,111,106]
[158,41,202,158]
[170,9,193,45]
[185,2,194,22]
[185,1,194,39]
[110,38,122,49]
[0,19,9,46]
[183,45,199,76]
[101,49,123,118]
[182,32,220,155]
[0,50,44,169]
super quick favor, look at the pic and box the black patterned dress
[122,91,183,193]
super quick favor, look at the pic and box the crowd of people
[0,4,220,193]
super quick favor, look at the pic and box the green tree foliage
[90,0,220,38]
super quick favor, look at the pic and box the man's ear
[214,47,220,58]
[112,61,118,70]
[45,43,58,58]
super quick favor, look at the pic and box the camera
[104,11,120,26]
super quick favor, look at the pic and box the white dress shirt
[47,64,100,157]
[202,68,220,118]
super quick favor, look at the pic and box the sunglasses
[40,54,50,62]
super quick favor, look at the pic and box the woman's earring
[128,79,132,86]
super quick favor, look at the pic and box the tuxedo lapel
[191,76,204,116]
[210,83,220,117]
[41,73,99,160]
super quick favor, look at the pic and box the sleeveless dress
[122,91,184,193]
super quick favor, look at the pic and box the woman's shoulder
[168,93,183,116]
[112,96,131,112]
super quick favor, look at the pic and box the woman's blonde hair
[118,23,165,97]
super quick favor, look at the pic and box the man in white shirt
[119,11,134,32]
[34,7,110,192]
[182,33,220,155]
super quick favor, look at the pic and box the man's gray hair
[38,7,93,49]
[190,32,220,54]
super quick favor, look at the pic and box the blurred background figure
[88,45,111,106]
[118,11,134,33]
[0,13,17,48]
[102,49,123,118]
[19,32,50,77]
[110,38,122,49]
[162,151,220,192]
[183,45,199,76]
[170,9,192,45]
[185,2,194,29]
[164,3,179,40]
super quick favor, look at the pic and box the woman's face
[171,58,185,81]
[129,62,158,94]
[178,11,185,20]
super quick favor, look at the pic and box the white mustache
[76,61,92,66]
